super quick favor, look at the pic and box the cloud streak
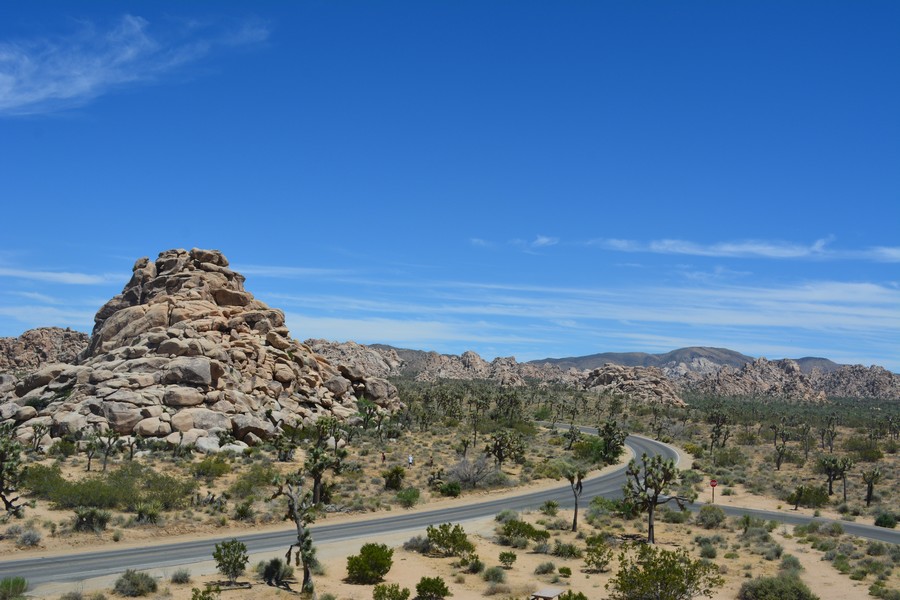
[0,267,117,285]
[0,15,269,116]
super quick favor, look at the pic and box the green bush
[874,513,897,529]
[233,500,255,522]
[551,540,582,559]
[397,487,420,509]
[426,523,474,557]
[558,566,572,577]
[500,519,549,542]
[737,573,819,600]
[73,507,111,532]
[0,577,27,600]
[415,576,450,600]
[498,551,516,568]
[347,543,394,584]
[260,557,293,586]
[190,456,231,481]
[695,505,726,529]
[228,463,277,499]
[373,583,410,600]
[539,500,559,516]
[382,466,406,491]
[113,570,158,597]
[212,539,248,583]
[494,509,518,523]
[438,481,461,497]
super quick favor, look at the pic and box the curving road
[1,433,897,588]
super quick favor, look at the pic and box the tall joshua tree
[623,453,691,544]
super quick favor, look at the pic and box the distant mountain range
[528,346,844,374]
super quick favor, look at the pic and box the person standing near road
[408,454,413,468]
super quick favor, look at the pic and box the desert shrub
[397,487,420,509]
[228,463,277,499]
[190,456,231,481]
[438,481,461,497]
[347,543,394,584]
[403,535,432,554]
[373,583,410,600]
[190,588,220,600]
[382,466,406,491]
[552,541,582,559]
[171,569,191,584]
[534,561,556,575]
[212,539,248,583]
[482,566,506,583]
[713,447,747,467]
[787,485,829,509]
[134,501,161,525]
[695,505,726,529]
[426,523,474,557]
[494,509,518,523]
[659,507,690,523]
[16,529,41,547]
[607,545,724,600]
[260,557,293,586]
[498,551,516,568]
[499,519,549,542]
[464,556,485,574]
[737,573,818,600]
[73,507,111,532]
[113,570,157,597]
[558,593,589,600]
[540,500,559,516]
[232,500,255,522]
[700,543,717,559]
[874,512,897,529]
[682,443,705,458]
[415,576,450,600]
[584,535,613,572]
[780,554,802,573]
[0,577,27,600]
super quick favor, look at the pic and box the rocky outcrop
[0,249,400,451]
[809,365,900,401]
[305,339,405,380]
[0,327,88,373]
[581,364,686,407]
[683,357,826,402]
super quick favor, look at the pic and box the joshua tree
[862,467,881,507]
[565,467,586,532]
[0,423,25,517]
[623,453,690,544]
[270,471,318,594]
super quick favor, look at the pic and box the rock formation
[0,327,88,373]
[581,364,686,407]
[0,248,400,452]
[682,357,827,402]
[809,364,900,401]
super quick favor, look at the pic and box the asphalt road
[1,433,897,588]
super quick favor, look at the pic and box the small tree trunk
[647,504,656,544]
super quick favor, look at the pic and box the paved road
[1,433,896,587]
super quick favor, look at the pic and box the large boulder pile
[683,357,826,402]
[808,364,900,401]
[581,364,686,407]
[0,327,88,373]
[0,248,400,451]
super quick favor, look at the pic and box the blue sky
[1,1,898,370]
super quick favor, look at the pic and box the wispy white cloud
[234,264,348,279]
[589,236,835,259]
[0,267,117,284]
[586,236,900,263]
[0,305,95,330]
[0,14,270,116]
[532,235,559,248]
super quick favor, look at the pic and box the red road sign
[710,479,718,487]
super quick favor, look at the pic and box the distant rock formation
[0,327,88,372]
[581,364,686,407]
[0,249,400,452]
[809,364,900,400]
[682,357,827,403]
